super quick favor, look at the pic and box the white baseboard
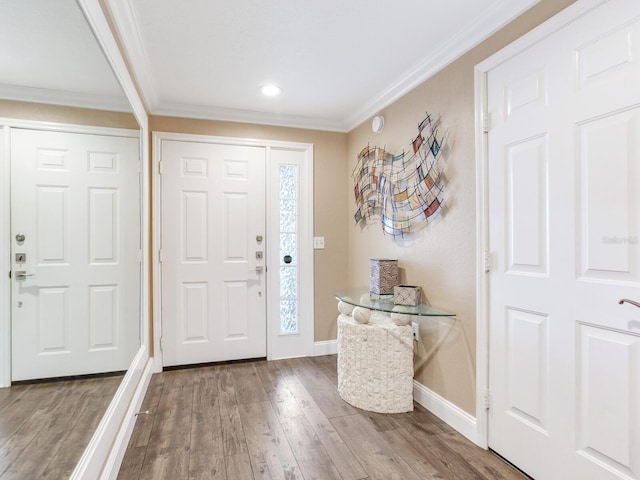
[70,347,154,480]
[314,340,337,356]
[413,380,480,445]
[103,356,154,479]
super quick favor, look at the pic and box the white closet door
[487,1,640,478]
[11,128,140,381]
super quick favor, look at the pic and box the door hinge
[484,389,491,410]
[158,249,163,263]
[8,271,11,279]
[482,110,490,133]
[484,250,492,273]
[159,337,164,350]
[158,161,163,175]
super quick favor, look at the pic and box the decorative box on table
[393,285,421,306]
[369,258,398,295]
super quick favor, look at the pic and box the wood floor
[0,374,123,479]
[118,355,527,480]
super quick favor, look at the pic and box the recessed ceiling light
[260,84,282,96]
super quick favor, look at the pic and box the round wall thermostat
[371,115,385,134]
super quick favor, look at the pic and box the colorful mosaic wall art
[353,113,446,237]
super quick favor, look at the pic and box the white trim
[152,131,164,374]
[413,380,479,445]
[102,0,158,111]
[473,0,608,450]
[313,340,337,356]
[154,103,347,133]
[0,117,139,137]
[0,83,131,113]
[101,0,541,133]
[343,0,541,131]
[0,127,9,388]
[475,0,606,73]
[474,60,490,450]
[76,0,148,128]
[70,347,152,479]
[152,131,315,369]
[99,356,153,480]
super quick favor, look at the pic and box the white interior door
[486,1,640,478]
[10,128,140,381]
[160,140,266,366]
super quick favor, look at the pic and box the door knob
[619,298,640,309]
[249,266,264,274]
[15,233,25,242]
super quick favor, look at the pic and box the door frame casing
[152,131,315,371]
[473,0,608,450]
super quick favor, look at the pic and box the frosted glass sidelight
[280,300,297,333]
[279,165,299,333]
[279,199,296,233]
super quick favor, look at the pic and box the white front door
[486,1,640,478]
[160,140,266,366]
[11,128,140,381]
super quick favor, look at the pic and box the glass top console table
[334,287,455,317]
[333,287,454,413]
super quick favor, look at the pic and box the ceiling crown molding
[343,0,540,131]
[103,0,159,111]
[0,83,131,112]
[153,102,348,132]
[105,0,539,133]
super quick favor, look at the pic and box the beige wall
[0,99,138,129]
[149,116,349,343]
[345,0,575,414]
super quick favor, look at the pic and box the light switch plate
[313,237,325,249]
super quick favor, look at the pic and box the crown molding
[0,83,132,112]
[102,0,158,111]
[153,102,349,132]
[342,0,540,131]
[104,0,539,134]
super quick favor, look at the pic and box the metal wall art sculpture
[353,113,446,237]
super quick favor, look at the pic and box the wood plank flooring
[0,374,123,479]
[118,356,528,480]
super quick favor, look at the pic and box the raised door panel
[577,324,640,479]
[505,135,549,276]
[505,307,549,433]
[577,108,640,283]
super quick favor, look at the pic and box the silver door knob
[15,234,25,242]
[249,266,264,274]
